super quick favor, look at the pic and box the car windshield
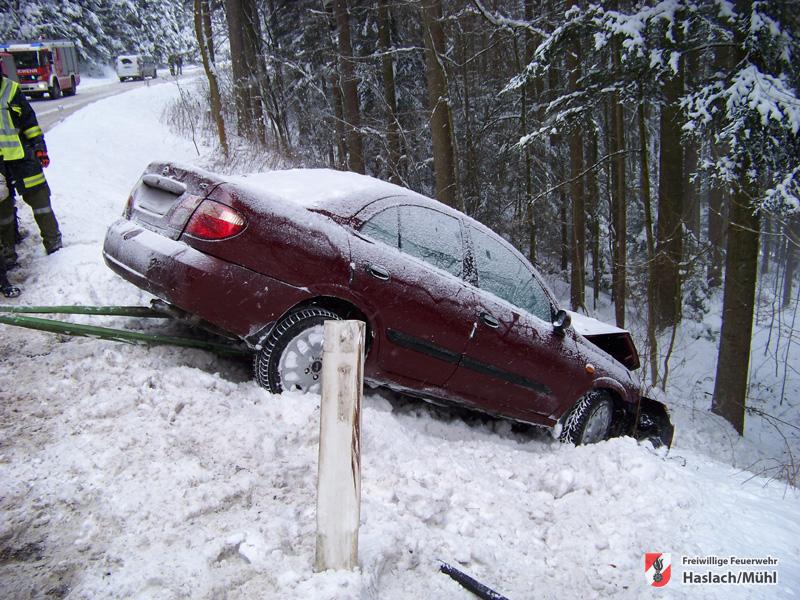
[11,51,39,68]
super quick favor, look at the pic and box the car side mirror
[552,309,571,335]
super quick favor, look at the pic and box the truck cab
[0,40,80,99]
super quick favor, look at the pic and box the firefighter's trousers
[0,182,61,261]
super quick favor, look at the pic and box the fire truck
[0,39,80,99]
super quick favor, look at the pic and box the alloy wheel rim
[278,324,325,394]
[582,401,612,444]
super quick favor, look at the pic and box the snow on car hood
[568,311,640,370]
[567,311,629,336]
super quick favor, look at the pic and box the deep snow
[1,78,799,599]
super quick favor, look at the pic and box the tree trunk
[707,44,731,288]
[241,0,267,144]
[194,0,228,158]
[334,0,365,174]
[226,0,250,136]
[377,0,402,183]
[588,125,601,308]
[567,32,585,312]
[202,0,215,63]
[711,164,759,435]
[422,0,459,208]
[608,9,627,327]
[654,52,685,330]
[707,183,726,287]
[525,0,539,265]
[760,213,772,274]
[560,192,569,272]
[784,218,799,308]
[639,102,659,386]
[682,50,700,242]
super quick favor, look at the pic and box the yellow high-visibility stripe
[23,173,46,188]
[23,125,43,139]
[0,79,24,161]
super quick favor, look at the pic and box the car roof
[224,168,437,218]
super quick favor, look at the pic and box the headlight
[38,83,47,89]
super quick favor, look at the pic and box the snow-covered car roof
[224,168,430,217]
[229,169,402,204]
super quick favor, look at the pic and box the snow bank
[1,77,799,599]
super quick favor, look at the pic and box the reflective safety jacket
[0,77,46,162]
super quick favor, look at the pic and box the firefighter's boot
[1,272,20,298]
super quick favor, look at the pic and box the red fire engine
[0,39,80,99]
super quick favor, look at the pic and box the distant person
[0,60,62,269]
[0,161,20,298]
[176,54,183,75]
[168,53,176,76]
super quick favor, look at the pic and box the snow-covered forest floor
[1,79,798,599]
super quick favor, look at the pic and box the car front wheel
[559,391,614,445]
[254,308,341,395]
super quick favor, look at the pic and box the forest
[3,0,799,444]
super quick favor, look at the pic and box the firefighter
[0,160,20,297]
[0,60,62,268]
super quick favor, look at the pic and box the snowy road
[1,77,799,599]
[28,68,199,132]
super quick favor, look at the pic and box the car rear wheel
[254,308,341,395]
[559,391,614,445]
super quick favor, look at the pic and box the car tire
[254,307,341,395]
[559,391,614,445]
[48,79,61,99]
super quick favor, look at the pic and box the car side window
[360,206,400,248]
[399,206,463,277]
[470,226,552,321]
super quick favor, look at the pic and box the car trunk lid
[126,162,226,240]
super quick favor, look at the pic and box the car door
[444,225,581,423]
[349,202,476,391]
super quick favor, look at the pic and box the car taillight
[184,199,246,240]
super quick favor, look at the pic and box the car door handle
[366,263,390,281]
[480,312,499,328]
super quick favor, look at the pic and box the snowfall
[1,77,799,600]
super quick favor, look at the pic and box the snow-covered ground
[1,80,799,599]
[79,72,119,89]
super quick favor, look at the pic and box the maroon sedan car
[103,162,672,446]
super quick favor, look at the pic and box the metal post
[314,320,365,572]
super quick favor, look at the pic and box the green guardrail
[0,305,167,318]
[0,306,249,358]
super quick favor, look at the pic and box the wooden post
[314,320,365,572]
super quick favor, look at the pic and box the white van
[116,55,157,81]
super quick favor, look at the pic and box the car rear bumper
[103,219,310,342]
